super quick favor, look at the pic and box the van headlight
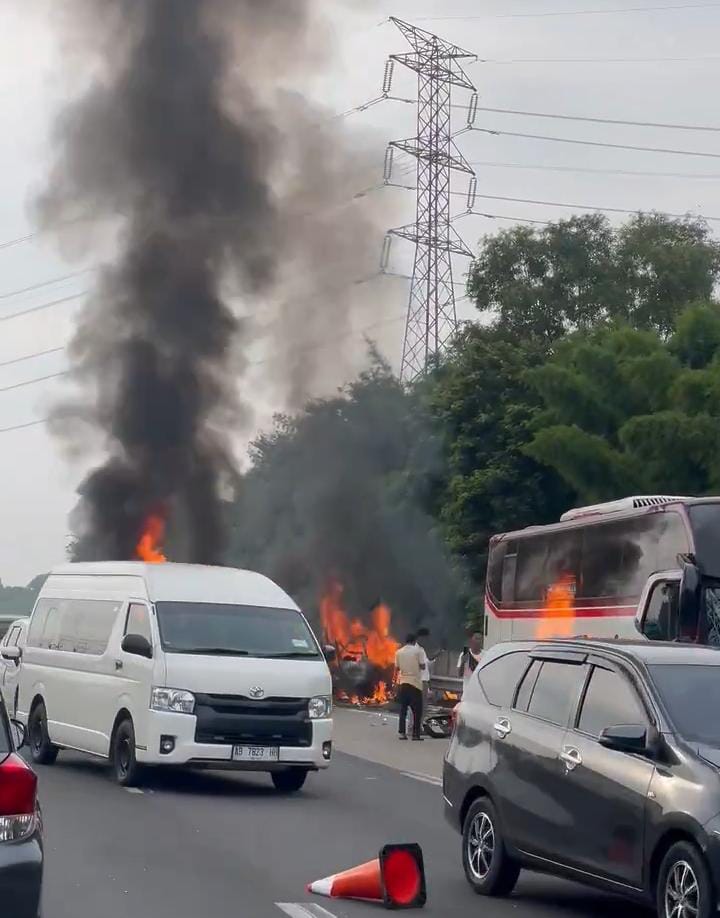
[308,696,332,719]
[151,687,196,714]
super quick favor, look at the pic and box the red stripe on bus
[485,597,637,619]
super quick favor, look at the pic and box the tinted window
[478,652,530,707]
[649,664,720,743]
[689,504,720,577]
[577,666,646,736]
[125,604,152,644]
[28,599,119,655]
[642,581,680,641]
[515,659,541,712]
[515,537,549,602]
[527,661,586,726]
[155,603,321,658]
[487,541,506,603]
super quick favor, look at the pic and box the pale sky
[1,0,720,583]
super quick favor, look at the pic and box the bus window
[515,537,549,602]
[486,540,506,603]
[501,545,517,604]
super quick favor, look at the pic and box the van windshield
[155,602,322,659]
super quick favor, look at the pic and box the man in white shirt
[394,634,425,741]
[416,627,432,721]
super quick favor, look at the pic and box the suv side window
[478,652,530,707]
[527,661,587,726]
[577,665,647,737]
[514,659,541,712]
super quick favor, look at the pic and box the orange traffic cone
[307,843,426,909]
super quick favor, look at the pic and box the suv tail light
[0,754,37,842]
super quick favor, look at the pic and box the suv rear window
[527,661,586,726]
[478,652,530,707]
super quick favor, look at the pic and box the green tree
[468,213,720,341]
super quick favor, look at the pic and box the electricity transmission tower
[382,18,478,383]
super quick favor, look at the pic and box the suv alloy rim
[665,860,699,918]
[467,812,495,880]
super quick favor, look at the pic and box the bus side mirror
[679,560,702,638]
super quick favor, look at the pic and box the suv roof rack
[560,495,692,523]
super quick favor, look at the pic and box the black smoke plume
[40,0,387,561]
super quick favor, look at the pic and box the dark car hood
[697,744,720,768]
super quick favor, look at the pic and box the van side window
[125,604,152,645]
[478,652,530,707]
[26,600,53,648]
[79,601,122,655]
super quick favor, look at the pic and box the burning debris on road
[320,579,399,706]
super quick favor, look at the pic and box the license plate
[232,745,279,762]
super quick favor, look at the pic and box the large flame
[536,572,576,639]
[320,581,399,706]
[135,514,167,564]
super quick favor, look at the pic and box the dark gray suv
[444,640,720,918]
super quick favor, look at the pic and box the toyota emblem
[249,686,265,699]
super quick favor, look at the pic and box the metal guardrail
[429,675,463,694]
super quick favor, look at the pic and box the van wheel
[657,840,713,918]
[28,702,58,766]
[462,798,520,896]
[112,719,142,787]
[271,768,308,793]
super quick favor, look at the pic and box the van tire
[28,702,58,766]
[111,718,142,787]
[271,768,308,793]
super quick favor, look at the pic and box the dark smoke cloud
[41,0,390,560]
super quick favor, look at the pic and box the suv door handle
[493,718,511,738]
[561,746,582,772]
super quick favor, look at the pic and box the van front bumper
[138,711,333,769]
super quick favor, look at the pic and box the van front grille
[193,693,312,747]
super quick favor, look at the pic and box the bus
[484,495,720,649]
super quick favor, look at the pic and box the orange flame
[135,514,167,564]
[320,582,399,705]
[536,572,576,639]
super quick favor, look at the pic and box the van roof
[48,562,299,610]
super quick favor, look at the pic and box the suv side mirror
[323,645,336,662]
[121,633,153,659]
[599,724,647,754]
[10,719,26,749]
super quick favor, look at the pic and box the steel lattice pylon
[385,18,477,382]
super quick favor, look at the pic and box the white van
[17,562,333,791]
[0,617,28,716]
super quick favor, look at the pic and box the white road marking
[401,771,442,786]
[124,787,144,795]
[276,904,338,918]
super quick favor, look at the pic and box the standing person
[416,627,433,722]
[395,633,425,741]
[457,632,483,685]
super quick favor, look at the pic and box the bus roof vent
[560,495,692,522]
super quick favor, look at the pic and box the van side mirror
[121,634,153,659]
[323,645,336,662]
[679,558,702,640]
[1,646,21,663]
[10,719,26,749]
[599,724,647,754]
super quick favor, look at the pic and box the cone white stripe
[307,875,336,897]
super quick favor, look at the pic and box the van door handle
[493,718,511,739]
[561,746,582,772]
[114,660,123,671]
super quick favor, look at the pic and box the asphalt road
[31,746,636,918]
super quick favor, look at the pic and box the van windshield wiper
[257,651,321,659]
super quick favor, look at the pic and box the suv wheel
[28,702,58,765]
[112,719,142,787]
[462,798,520,896]
[657,841,713,918]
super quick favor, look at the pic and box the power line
[467,160,720,180]
[469,191,720,221]
[0,292,86,323]
[469,126,720,158]
[0,271,90,301]
[484,55,720,64]
[415,3,720,21]
[0,347,64,370]
[0,418,48,435]
[474,106,720,133]
[0,371,68,395]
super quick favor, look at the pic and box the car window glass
[527,661,587,726]
[642,581,679,641]
[514,659,541,711]
[7,626,20,647]
[577,666,647,736]
[26,600,52,648]
[478,652,530,707]
[125,604,152,644]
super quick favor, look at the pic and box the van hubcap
[467,812,494,880]
[665,861,699,918]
